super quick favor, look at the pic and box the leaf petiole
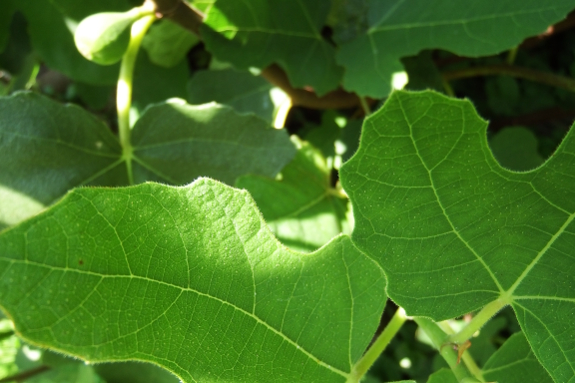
[117,11,156,184]
[448,298,508,346]
[348,307,407,382]
[415,317,482,383]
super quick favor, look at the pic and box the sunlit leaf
[341,90,575,383]
[0,179,386,382]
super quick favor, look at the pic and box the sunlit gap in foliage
[0,185,44,227]
[392,71,409,90]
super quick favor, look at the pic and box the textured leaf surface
[202,0,343,96]
[340,90,575,382]
[336,0,575,97]
[188,69,275,123]
[0,93,294,228]
[0,179,386,383]
[483,332,553,383]
[237,140,350,252]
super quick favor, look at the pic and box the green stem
[442,64,575,93]
[438,322,484,382]
[506,47,519,65]
[117,13,155,184]
[414,317,481,383]
[348,307,407,382]
[359,97,371,115]
[448,299,508,345]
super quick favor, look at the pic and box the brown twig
[148,0,363,110]
[442,64,575,92]
[0,366,50,383]
[145,0,204,36]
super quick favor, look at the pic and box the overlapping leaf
[201,0,343,96]
[336,0,575,97]
[483,332,554,383]
[187,68,275,123]
[237,139,350,252]
[0,179,386,383]
[340,90,575,383]
[0,93,294,228]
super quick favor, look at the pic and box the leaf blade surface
[340,90,575,383]
[0,179,386,382]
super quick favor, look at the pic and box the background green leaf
[0,179,386,383]
[13,0,125,86]
[340,90,575,383]
[142,20,200,68]
[131,99,295,185]
[237,139,350,252]
[483,332,554,383]
[426,368,457,383]
[202,0,343,96]
[0,93,295,229]
[489,126,545,171]
[336,0,575,97]
[187,68,276,123]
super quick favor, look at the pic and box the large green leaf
[0,179,386,383]
[483,332,553,383]
[0,93,294,228]
[237,139,350,252]
[340,90,575,383]
[336,0,575,97]
[202,0,343,96]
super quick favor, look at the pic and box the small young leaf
[340,90,575,383]
[74,12,139,66]
[0,179,386,383]
[142,20,199,68]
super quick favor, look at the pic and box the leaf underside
[0,179,386,383]
[340,90,575,383]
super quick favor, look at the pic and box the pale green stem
[506,47,519,65]
[273,97,292,129]
[117,13,156,184]
[359,97,371,115]
[439,321,484,382]
[415,317,481,383]
[448,299,508,345]
[347,307,407,383]
[442,78,455,97]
